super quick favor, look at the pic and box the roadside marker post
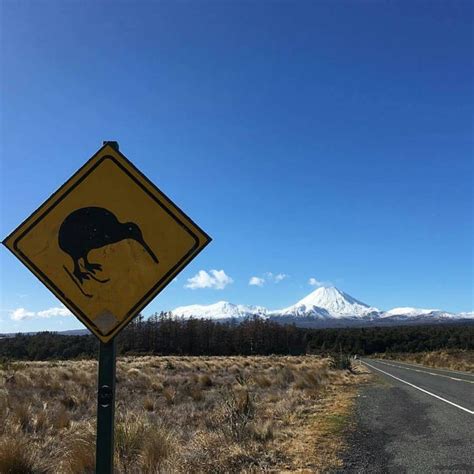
[2,141,211,473]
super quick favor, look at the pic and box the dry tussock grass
[0,355,366,472]
[377,349,474,373]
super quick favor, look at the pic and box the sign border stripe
[3,145,211,341]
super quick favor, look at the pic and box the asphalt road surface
[340,358,473,473]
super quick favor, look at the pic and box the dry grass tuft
[52,422,96,474]
[250,419,274,442]
[198,374,213,387]
[115,414,148,470]
[52,405,71,430]
[143,397,155,412]
[0,434,44,473]
[139,425,176,472]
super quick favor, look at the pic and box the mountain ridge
[170,286,473,327]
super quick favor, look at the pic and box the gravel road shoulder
[338,361,474,473]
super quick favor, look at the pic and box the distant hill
[0,329,90,338]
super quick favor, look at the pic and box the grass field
[0,355,368,473]
[374,350,474,373]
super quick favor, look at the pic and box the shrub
[220,387,255,440]
[331,352,352,371]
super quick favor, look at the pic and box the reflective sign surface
[3,144,211,342]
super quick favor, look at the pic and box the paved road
[340,358,474,473]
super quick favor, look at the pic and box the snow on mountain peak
[171,301,267,320]
[382,307,438,317]
[275,286,379,319]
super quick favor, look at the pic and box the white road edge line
[362,360,474,415]
[375,360,474,384]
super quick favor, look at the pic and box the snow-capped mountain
[272,286,379,319]
[457,312,474,319]
[380,307,471,320]
[382,307,438,317]
[170,286,473,327]
[171,301,268,320]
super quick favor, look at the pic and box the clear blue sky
[1,1,472,333]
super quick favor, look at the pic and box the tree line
[0,313,472,361]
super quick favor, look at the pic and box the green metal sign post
[96,339,117,473]
[95,141,119,473]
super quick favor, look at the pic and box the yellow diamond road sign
[3,143,211,342]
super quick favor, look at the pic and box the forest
[0,313,472,360]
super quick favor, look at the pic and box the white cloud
[37,307,72,318]
[308,277,332,287]
[265,272,288,283]
[248,272,288,287]
[249,276,265,287]
[10,306,72,321]
[10,308,35,321]
[185,269,233,290]
[274,273,287,283]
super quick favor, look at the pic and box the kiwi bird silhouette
[58,207,158,295]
